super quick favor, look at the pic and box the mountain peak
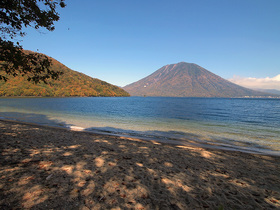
[165,62,196,67]
[124,62,272,97]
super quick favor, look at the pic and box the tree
[0,0,66,83]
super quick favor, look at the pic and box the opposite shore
[0,120,280,209]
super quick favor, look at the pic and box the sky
[20,0,280,89]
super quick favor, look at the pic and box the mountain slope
[0,53,130,97]
[124,62,272,97]
[253,89,280,95]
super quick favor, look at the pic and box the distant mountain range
[253,89,280,95]
[124,62,275,98]
[0,52,130,97]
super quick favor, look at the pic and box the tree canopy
[0,54,130,97]
[0,0,66,83]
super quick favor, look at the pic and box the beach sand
[0,120,279,209]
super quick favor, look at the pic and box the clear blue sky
[21,0,280,87]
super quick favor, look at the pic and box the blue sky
[21,0,280,88]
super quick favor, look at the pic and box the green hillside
[0,54,130,97]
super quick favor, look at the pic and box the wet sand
[0,120,280,209]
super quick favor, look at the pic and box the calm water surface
[0,97,279,155]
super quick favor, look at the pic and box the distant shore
[0,120,280,209]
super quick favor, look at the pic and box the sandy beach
[0,120,279,209]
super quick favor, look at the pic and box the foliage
[0,44,63,83]
[0,54,130,97]
[0,0,66,83]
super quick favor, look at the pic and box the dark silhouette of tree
[0,0,66,83]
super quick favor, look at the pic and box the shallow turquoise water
[0,97,279,155]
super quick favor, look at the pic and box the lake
[0,97,279,155]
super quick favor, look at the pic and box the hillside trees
[0,56,130,97]
[0,0,66,83]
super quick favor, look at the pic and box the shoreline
[1,119,280,209]
[1,119,279,157]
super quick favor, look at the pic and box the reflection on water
[0,97,279,154]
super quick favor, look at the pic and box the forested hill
[0,53,130,97]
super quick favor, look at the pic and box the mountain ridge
[124,62,275,98]
[0,51,130,97]
[253,89,280,95]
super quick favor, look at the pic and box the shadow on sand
[0,112,73,128]
[0,117,280,209]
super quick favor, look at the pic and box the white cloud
[228,74,280,90]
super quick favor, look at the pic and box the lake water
[0,97,279,155]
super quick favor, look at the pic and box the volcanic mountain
[0,51,129,97]
[123,62,272,97]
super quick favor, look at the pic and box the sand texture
[0,120,280,209]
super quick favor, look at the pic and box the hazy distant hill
[124,62,273,97]
[0,52,129,97]
[253,89,280,95]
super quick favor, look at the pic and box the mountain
[0,52,130,97]
[123,62,274,97]
[254,89,280,95]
